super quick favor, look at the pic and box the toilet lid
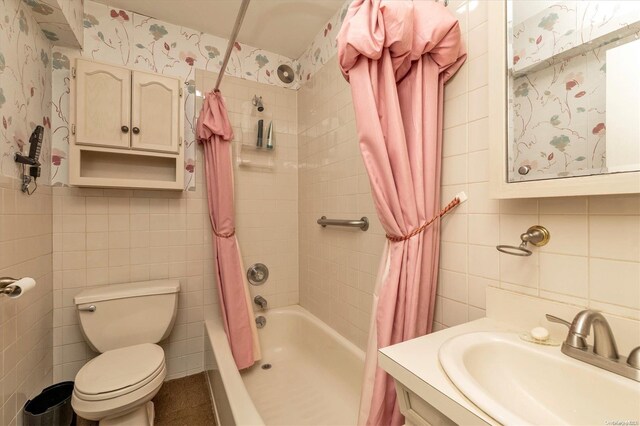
[75,343,164,396]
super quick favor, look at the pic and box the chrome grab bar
[317,216,369,231]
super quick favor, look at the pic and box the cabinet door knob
[132,127,140,134]
[121,125,129,133]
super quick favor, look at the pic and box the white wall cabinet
[75,60,131,149]
[70,59,184,190]
[131,71,181,153]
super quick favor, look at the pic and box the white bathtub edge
[204,304,366,426]
[204,316,265,426]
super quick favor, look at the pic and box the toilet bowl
[71,280,180,425]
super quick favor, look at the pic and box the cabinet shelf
[70,145,183,190]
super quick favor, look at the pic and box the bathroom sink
[439,332,640,425]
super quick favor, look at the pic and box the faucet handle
[628,347,640,369]
[545,314,571,328]
[253,295,268,310]
[546,313,588,350]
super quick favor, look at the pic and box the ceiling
[93,0,345,59]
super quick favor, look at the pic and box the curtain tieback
[386,197,462,242]
[214,228,236,238]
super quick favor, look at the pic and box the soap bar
[531,326,550,341]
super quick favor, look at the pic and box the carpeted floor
[77,373,216,426]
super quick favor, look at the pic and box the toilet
[71,279,180,425]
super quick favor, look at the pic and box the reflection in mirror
[507,1,640,182]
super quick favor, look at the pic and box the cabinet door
[75,59,131,149]
[131,71,181,153]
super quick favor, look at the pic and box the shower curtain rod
[214,0,251,92]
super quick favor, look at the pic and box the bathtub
[204,305,365,425]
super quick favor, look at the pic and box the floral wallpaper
[510,1,640,182]
[512,2,578,74]
[0,0,52,181]
[51,0,300,189]
[511,31,640,182]
[297,0,350,83]
[22,0,83,48]
[512,1,640,75]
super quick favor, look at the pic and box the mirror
[507,1,640,183]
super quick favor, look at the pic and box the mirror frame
[488,0,640,199]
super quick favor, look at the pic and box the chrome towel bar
[317,216,369,231]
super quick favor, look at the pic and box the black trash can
[23,381,76,426]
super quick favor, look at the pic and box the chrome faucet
[254,295,268,310]
[569,310,619,359]
[547,310,639,382]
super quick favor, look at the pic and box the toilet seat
[74,343,165,401]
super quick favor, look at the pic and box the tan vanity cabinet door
[130,71,181,154]
[74,59,132,149]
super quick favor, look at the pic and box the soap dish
[519,332,561,346]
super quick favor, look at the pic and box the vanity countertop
[378,318,516,426]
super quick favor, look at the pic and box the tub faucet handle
[254,295,268,310]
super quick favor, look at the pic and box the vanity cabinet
[394,382,456,426]
[70,59,184,190]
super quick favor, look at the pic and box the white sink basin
[439,332,640,425]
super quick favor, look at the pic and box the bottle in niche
[256,119,264,148]
[266,121,274,149]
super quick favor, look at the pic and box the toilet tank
[74,279,180,353]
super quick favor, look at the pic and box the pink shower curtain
[337,1,466,425]
[197,91,261,370]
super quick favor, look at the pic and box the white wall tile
[438,269,467,303]
[539,253,588,298]
[590,258,640,310]
[590,215,640,262]
[443,124,468,158]
[539,215,588,256]
[468,86,489,121]
[468,214,499,246]
[467,21,488,59]
[444,94,468,129]
[0,182,53,422]
[468,54,488,91]
[468,245,499,280]
[468,117,489,152]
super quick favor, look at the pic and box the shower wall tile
[297,55,384,350]
[196,71,299,311]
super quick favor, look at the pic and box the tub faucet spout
[254,295,268,310]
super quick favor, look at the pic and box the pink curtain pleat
[196,91,261,370]
[337,1,466,424]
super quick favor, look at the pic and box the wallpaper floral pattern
[51,0,300,189]
[510,1,640,182]
[22,0,83,48]
[0,0,52,181]
[513,1,640,74]
[297,0,350,83]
